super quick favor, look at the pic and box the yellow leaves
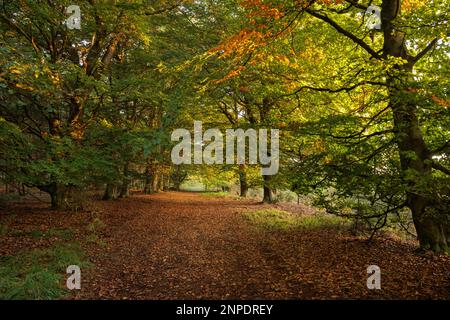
[313,139,327,153]
[100,118,113,129]
[277,54,290,66]
[156,61,166,72]
[70,129,84,140]
[70,121,84,141]
[7,63,62,90]
[402,0,426,12]
[15,83,34,91]
[10,67,21,75]
[49,73,61,86]
[53,119,62,128]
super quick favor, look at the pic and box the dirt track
[70,192,450,300]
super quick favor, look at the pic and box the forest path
[74,192,450,299]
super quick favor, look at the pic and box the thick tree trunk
[262,175,273,203]
[39,182,67,209]
[37,183,67,209]
[381,0,449,253]
[409,193,449,253]
[392,100,449,252]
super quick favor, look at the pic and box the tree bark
[239,165,248,197]
[102,183,117,201]
[262,175,273,203]
[152,172,160,193]
[119,163,130,198]
[383,0,449,253]
[39,182,67,209]
[144,165,153,194]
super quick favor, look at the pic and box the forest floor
[0,191,449,299]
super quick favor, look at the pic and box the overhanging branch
[306,9,381,60]
[411,38,438,64]
[281,80,385,97]
[432,162,450,176]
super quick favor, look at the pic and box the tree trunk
[152,172,160,193]
[391,99,449,252]
[19,183,26,196]
[162,174,169,191]
[45,183,67,209]
[262,175,273,203]
[144,165,153,194]
[173,180,181,191]
[239,165,248,197]
[382,0,449,253]
[119,163,130,198]
[102,183,117,201]
[157,173,164,192]
[37,182,67,209]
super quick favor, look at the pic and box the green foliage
[85,233,107,248]
[0,243,88,300]
[86,218,106,233]
[0,0,448,250]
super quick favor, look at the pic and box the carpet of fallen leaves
[1,191,449,300]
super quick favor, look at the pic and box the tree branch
[305,9,381,60]
[432,162,450,175]
[144,1,183,16]
[281,80,385,97]
[431,140,450,156]
[344,0,369,11]
[411,38,438,64]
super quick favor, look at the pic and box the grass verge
[243,209,349,231]
[0,242,89,300]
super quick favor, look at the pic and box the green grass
[0,242,89,300]
[84,217,107,247]
[85,233,107,247]
[243,209,349,231]
[201,191,230,197]
[0,193,20,203]
[0,224,9,236]
[201,191,242,200]
[86,217,106,233]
